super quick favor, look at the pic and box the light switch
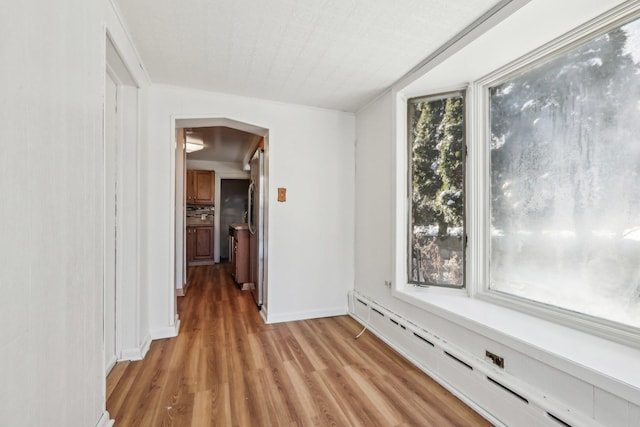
[277,187,286,202]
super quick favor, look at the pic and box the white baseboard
[140,333,152,358]
[119,334,152,361]
[265,306,347,324]
[105,355,117,376]
[95,411,114,427]
[176,281,190,297]
[149,315,181,340]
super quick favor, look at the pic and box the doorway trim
[170,116,270,319]
[104,31,144,365]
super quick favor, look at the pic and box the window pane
[489,18,640,328]
[409,94,465,287]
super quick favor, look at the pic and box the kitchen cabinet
[187,226,214,265]
[186,170,215,204]
[231,226,250,285]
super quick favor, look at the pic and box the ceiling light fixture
[185,132,204,153]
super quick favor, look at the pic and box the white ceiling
[114,0,505,112]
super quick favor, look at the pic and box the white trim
[105,355,117,377]
[105,0,151,85]
[150,315,181,340]
[119,333,152,361]
[352,0,532,115]
[140,333,152,358]
[265,306,348,324]
[394,0,532,91]
[95,411,115,427]
[169,118,178,336]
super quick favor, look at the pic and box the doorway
[173,118,269,317]
[219,179,250,261]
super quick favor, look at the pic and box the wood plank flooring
[107,264,490,426]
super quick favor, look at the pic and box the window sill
[394,284,640,405]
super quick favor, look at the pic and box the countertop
[186,217,214,226]
[229,223,249,231]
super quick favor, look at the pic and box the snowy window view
[489,18,640,328]
[408,93,465,287]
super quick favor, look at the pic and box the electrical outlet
[384,280,392,288]
[486,350,505,368]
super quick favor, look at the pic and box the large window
[488,17,640,329]
[408,92,465,287]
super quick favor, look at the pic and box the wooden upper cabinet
[186,170,215,204]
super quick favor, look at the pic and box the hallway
[106,264,489,426]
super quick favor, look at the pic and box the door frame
[104,32,141,371]
[170,116,270,318]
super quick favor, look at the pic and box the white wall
[144,85,356,334]
[1,1,103,425]
[354,0,640,426]
[0,1,149,424]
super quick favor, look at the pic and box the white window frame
[393,2,640,348]
[406,90,467,289]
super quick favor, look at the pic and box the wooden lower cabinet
[187,226,214,265]
[232,228,250,284]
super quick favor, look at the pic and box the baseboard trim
[266,306,347,324]
[176,281,190,297]
[105,355,117,376]
[95,411,114,427]
[149,315,181,340]
[140,333,152,358]
[119,334,152,361]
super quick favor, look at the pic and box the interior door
[104,72,117,375]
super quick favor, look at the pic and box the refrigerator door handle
[248,181,256,234]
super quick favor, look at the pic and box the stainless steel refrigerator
[248,149,264,309]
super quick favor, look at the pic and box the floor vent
[444,351,473,370]
[372,307,385,317]
[547,412,572,427]
[487,377,529,404]
[413,333,435,347]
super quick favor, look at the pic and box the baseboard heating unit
[347,291,623,427]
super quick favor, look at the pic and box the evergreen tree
[489,25,640,236]
[436,97,465,235]
[410,94,465,284]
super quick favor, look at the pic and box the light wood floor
[107,264,490,426]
